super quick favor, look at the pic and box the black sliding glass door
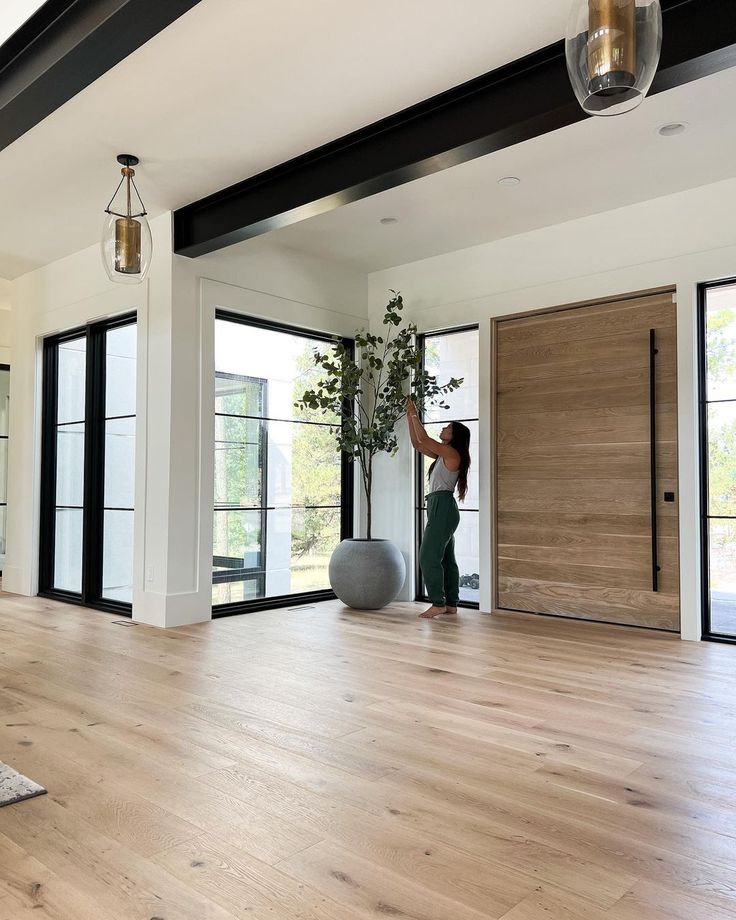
[40,314,137,613]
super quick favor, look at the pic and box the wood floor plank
[0,832,102,920]
[2,592,736,920]
[276,840,500,920]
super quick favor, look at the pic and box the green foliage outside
[291,349,341,563]
[707,307,736,517]
[707,305,736,595]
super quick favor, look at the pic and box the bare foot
[419,605,452,619]
[445,606,458,615]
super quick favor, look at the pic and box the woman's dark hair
[428,421,471,502]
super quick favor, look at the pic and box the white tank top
[428,457,459,494]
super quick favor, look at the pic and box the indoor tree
[295,292,462,540]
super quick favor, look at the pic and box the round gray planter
[329,539,406,610]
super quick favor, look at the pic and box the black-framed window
[0,364,9,574]
[213,311,353,615]
[39,314,137,613]
[699,279,736,642]
[415,326,480,608]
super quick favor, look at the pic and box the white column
[132,217,212,627]
[675,284,702,641]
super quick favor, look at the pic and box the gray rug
[0,761,47,807]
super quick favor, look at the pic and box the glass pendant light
[566,0,662,116]
[101,154,152,283]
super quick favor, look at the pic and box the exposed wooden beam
[0,0,203,154]
[174,0,736,259]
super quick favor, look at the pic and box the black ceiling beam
[0,0,203,154]
[174,0,736,259]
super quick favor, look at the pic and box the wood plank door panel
[494,290,680,631]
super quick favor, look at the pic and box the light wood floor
[1,593,735,920]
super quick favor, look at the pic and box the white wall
[0,278,11,365]
[3,218,366,627]
[368,177,736,641]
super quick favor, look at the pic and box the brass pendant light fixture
[566,0,662,116]
[101,154,152,283]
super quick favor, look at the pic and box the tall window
[0,365,9,572]
[416,327,480,607]
[213,312,353,613]
[700,280,736,641]
[40,315,137,611]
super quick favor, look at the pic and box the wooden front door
[493,289,680,631]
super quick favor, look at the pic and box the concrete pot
[329,539,406,610]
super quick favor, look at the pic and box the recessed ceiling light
[498,176,521,188]
[380,217,398,225]
[658,123,687,137]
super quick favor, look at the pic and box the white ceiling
[0,1,46,46]
[246,65,736,273]
[0,0,571,278]
[1,0,734,281]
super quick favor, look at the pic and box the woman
[407,399,471,619]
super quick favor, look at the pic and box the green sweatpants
[420,490,461,607]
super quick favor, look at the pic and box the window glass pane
[57,338,86,424]
[214,508,262,570]
[423,329,479,423]
[104,417,135,509]
[289,422,341,510]
[708,519,736,636]
[0,367,9,436]
[55,423,85,507]
[105,324,137,417]
[0,438,6,504]
[102,510,134,603]
[705,283,736,402]
[214,413,263,508]
[0,506,6,562]
[213,509,263,605]
[214,320,340,424]
[290,506,340,593]
[54,508,83,592]
[101,320,136,603]
[215,373,267,418]
[213,317,345,606]
[213,574,263,606]
[267,506,339,595]
[707,403,736,517]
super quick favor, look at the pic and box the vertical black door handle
[649,329,661,592]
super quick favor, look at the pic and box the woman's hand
[406,397,417,417]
